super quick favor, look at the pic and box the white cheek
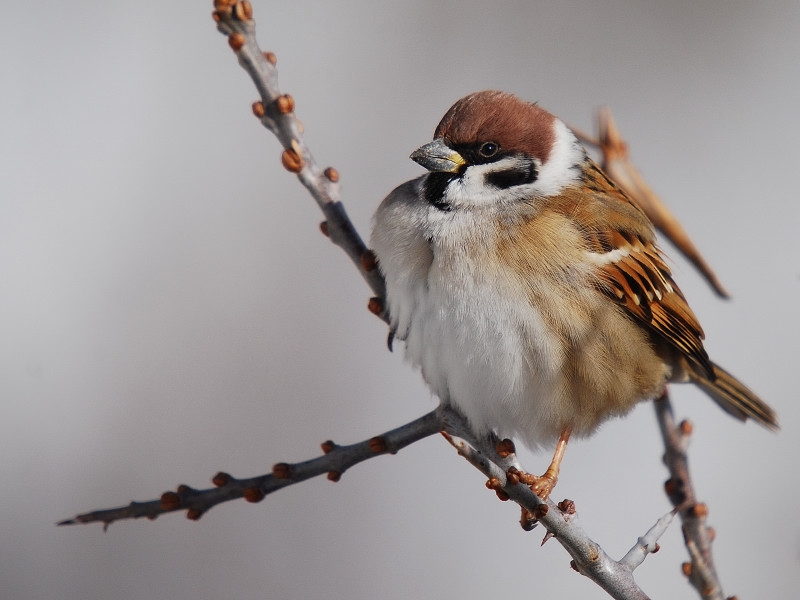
[528,119,585,197]
[440,120,585,207]
[444,158,524,207]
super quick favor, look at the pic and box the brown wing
[566,161,715,379]
[596,236,714,379]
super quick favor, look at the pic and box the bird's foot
[507,467,558,501]
[528,473,558,501]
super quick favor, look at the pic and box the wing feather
[564,161,715,379]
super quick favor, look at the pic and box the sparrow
[370,90,778,499]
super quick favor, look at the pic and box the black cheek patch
[485,161,538,189]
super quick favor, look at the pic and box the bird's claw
[529,474,557,501]
[508,467,558,501]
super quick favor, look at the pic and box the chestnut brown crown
[433,90,557,165]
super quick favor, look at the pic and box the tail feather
[691,362,778,430]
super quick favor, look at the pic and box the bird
[370,90,778,500]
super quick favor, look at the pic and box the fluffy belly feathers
[391,249,668,450]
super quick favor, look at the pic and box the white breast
[408,252,567,449]
[371,181,569,449]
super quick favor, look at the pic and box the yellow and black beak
[410,138,466,173]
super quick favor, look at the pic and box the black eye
[479,142,499,157]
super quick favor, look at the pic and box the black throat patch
[423,172,457,212]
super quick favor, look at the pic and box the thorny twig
[59,408,444,528]
[655,393,726,600]
[210,0,387,318]
[442,410,671,600]
[62,2,741,598]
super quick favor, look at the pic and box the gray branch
[59,408,444,528]
[443,408,666,600]
[62,400,666,599]
[655,393,726,600]
[212,0,386,315]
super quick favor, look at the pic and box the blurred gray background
[2,1,798,598]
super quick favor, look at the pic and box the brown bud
[520,508,537,531]
[557,499,576,514]
[212,472,232,487]
[319,221,329,237]
[234,0,253,21]
[368,436,388,453]
[679,419,694,435]
[274,94,294,115]
[361,250,378,273]
[214,0,233,10]
[495,438,516,458]
[252,101,265,118]
[652,543,661,553]
[272,463,292,479]
[186,508,203,521]
[664,477,686,505]
[682,562,692,576]
[263,51,277,65]
[320,440,336,454]
[324,167,340,183]
[570,560,579,572]
[160,491,181,511]
[485,478,502,491]
[243,487,265,503]
[176,484,193,495]
[281,148,304,173]
[367,297,384,315]
[228,32,245,52]
[211,11,222,23]
[688,503,708,518]
[495,489,510,502]
[327,471,342,482]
